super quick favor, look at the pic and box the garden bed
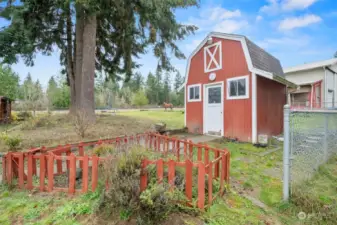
[2,133,230,209]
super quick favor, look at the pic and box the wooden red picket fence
[2,133,230,209]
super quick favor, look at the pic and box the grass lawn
[119,110,185,129]
[1,110,336,224]
[0,185,102,225]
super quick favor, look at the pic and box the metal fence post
[323,113,328,162]
[283,104,290,201]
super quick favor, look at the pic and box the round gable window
[209,72,216,81]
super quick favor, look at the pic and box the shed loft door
[204,84,223,136]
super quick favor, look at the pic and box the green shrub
[0,133,22,151]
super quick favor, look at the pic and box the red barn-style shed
[180,32,294,143]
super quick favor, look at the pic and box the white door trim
[203,81,224,136]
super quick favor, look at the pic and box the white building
[284,58,337,109]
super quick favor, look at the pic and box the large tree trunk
[65,2,76,115]
[80,14,96,118]
[74,5,96,119]
[75,5,84,111]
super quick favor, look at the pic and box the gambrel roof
[178,32,295,91]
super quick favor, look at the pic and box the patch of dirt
[231,178,261,199]
[84,213,203,225]
[160,213,203,225]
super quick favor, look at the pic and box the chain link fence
[283,105,337,200]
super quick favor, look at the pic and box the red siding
[186,37,252,142]
[256,76,286,136]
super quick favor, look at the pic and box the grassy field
[119,110,184,129]
[0,110,184,152]
[0,110,336,224]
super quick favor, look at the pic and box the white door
[204,84,223,136]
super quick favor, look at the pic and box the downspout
[324,67,327,108]
[332,70,336,109]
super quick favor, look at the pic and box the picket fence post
[48,154,54,192]
[27,153,33,190]
[82,155,89,193]
[68,153,76,194]
[91,155,98,192]
[185,160,193,201]
[140,159,148,192]
[198,161,205,209]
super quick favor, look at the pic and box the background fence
[283,105,337,200]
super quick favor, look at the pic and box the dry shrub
[17,111,32,121]
[93,144,115,156]
[98,146,188,225]
[21,114,54,130]
[72,110,94,138]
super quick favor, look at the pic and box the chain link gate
[283,105,337,201]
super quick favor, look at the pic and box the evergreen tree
[173,71,185,106]
[163,72,171,102]
[34,80,43,100]
[145,72,157,104]
[125,72,143,93]
[174,71,184,91]
[0,65,20,100]
[0,0,198,117]
[47,76,59,109]
[155,69,164,104]
[20,74,44,114]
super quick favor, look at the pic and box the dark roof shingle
[244,37,284,77]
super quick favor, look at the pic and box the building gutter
[273,75,297,88]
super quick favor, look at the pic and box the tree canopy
[0,0,198,116]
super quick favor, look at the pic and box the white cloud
[259,36,310,49]
[256,15,263,22]
[279,14,322,30]
[201,7,241,21]
[260,0,280,14]
[260,0,319,14]
[187,6,247,33]
[214,20,248,33]
[282,0,319,11]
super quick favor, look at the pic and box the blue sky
[5,0,337,88]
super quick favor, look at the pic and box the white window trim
[227,75,249,100]
[187,84,202,102]
[204,41,222,73]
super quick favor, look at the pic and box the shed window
[227,76,249,100]
[188,84,201,102]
